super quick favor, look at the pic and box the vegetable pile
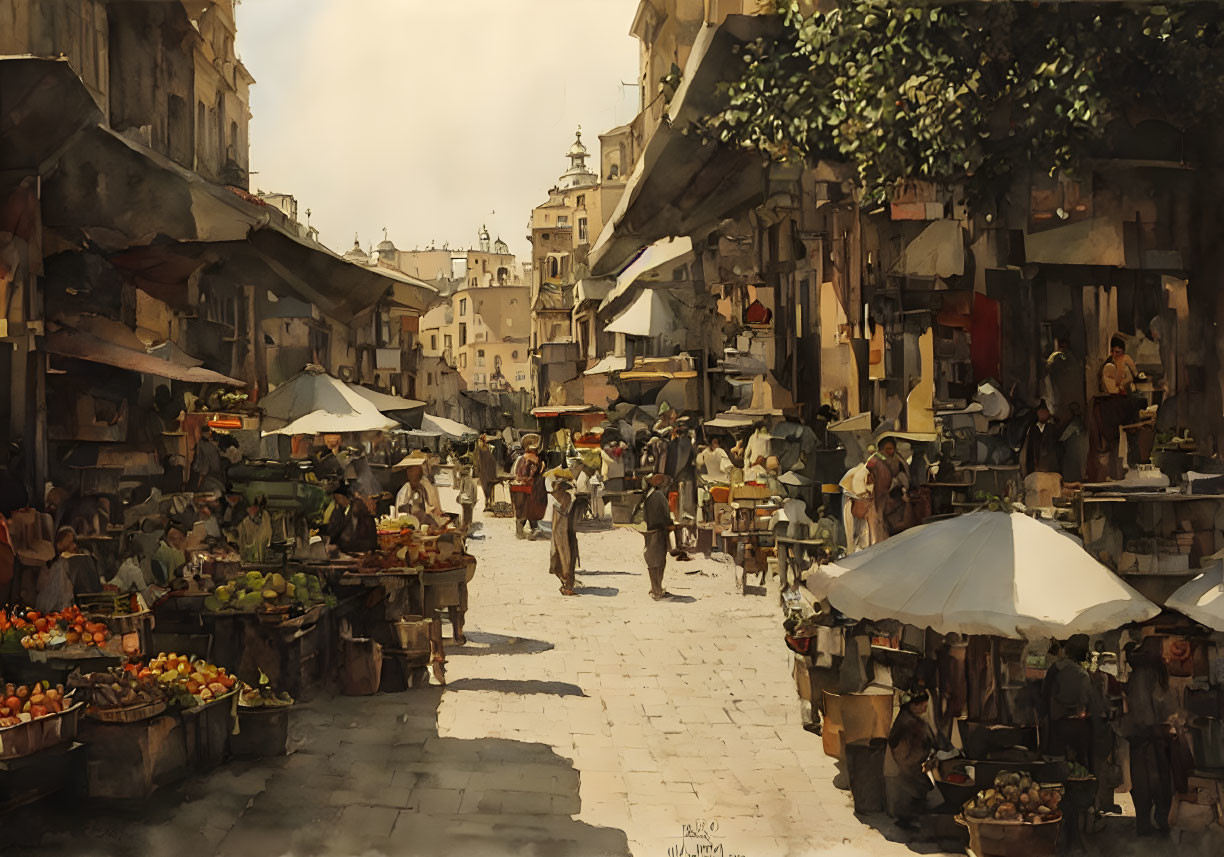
[144,653,237,706]
[0,681,71,726]
[73,669,167,712]
[206,571,329,613]
[963,771,1062,823]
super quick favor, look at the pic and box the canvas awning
[44,326,244,386]
[584,355,631,376]
[531,405,605,418]
[345,383,424,413]
[259,365,393,435]
[602,237,693,310]
[0,56,103,171]
[807,511,1160,639]
[588,17,778,277]
[1166,562,1224,632]
[421,413,475,439]
[605,290,674,337]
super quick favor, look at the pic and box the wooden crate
[80,714,188,800]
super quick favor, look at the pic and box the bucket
[845,739,887,814]
[393,616,432,654]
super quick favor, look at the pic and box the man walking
[549,477,579,596]
[642,471,673,600]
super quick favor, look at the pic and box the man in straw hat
[549,473,580,595]
[642,471,675,600]
[393,451,442,522]
[511,435,547,539]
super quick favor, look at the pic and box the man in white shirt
[696,437,733,483]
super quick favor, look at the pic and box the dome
[343,234,369,263]
[493,237,509,255]
[567,130,589,158]
[376,228,397,254]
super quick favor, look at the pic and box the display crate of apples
[0,681,83,760]
[0,606,117,654]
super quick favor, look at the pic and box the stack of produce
[0,681,71,727]
[144,653,237,706]
[0,606,111,651]
[205,571,331,613]
[238,671,294,709]
[73,669,167,713]
[963,771,1063,823]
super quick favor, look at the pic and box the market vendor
[326,483,377,555]
[1041,634,1093,770]
[1121,637,1177,837]
[549,477,580,596]
[393,452,443,522]
[1020,400,1060,477]
[885,689,942,831]
[511,436,547,540]
[866,437,917,538]
[106,544,155,605]
[236,497,274,563]
[696,436,733,484]
[35,526,89,613]
[455,463,479,529]
[152,521,188,583]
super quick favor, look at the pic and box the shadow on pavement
[445,678,588,697]
[445,631,554,656]
[663,594,697,603]
[4,687,628,857]
[579,585,620,597]
[576,570,637,577]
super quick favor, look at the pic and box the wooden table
[717,530,776,594]
[774,536,829,601]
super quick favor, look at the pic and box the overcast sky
[236,0,641,260]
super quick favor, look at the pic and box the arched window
[548,257,559,278]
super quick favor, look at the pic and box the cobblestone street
[9,492,932,857]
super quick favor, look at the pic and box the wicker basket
[957,810,1061,857]
[86,698,167,724]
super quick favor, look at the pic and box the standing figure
[549,479,580,596]
[1122,637,1177,837]
[191,426,226,495]
[1021,400,1061,477]
[511,440,547,540]
[1041,635,1093,769]
[885,690,941,830]
[456,464,479,530]
[236,498,273,563]
[866,437,916,538]
[642,472,673,600]
[475,433,499,510]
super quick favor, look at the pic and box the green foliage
[702,1,1224,203]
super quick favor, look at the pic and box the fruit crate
[0,701,84,760]
[180,689,237,771]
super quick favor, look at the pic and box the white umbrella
[1167,562,1224,632]
[421,413,475,439]
[260,366,395,435]
[807,511,1159,639]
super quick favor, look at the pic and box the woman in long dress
[512,444,547,539]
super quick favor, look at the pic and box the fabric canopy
[806,511,1160,639]
[421,414,475,439]
[44,327,244,386]
[260,366,395,435]
[605,290,673,337]
[1167,563,1224,632]
[344,383,424,413]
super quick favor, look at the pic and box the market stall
[795,511,1162,848]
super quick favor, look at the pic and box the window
[516,372,526,382]
[460,353,467,369]
[444,335,453,350]
[578,217,588,242]
[459,298,467,316]
[430,334,437,350]
[473,373,483,384]
[548,257,559,278]
[459,323,467,346]
[557,215,569,226]
[576,194,585,207]
[512,350,519,360]
[477,349,485,366]
[427,372,434,385]
[542,233,550,240]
